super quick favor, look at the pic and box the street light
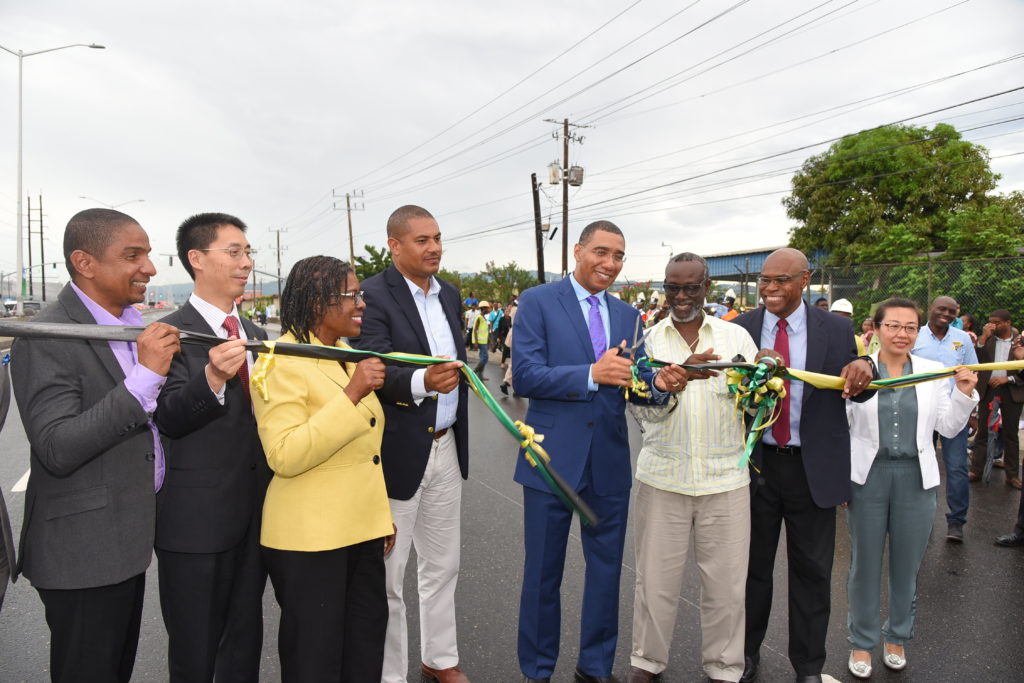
[0,41,105,314]
[78,196,144,209]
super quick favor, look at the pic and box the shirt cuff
[587,365,598,392]
[649,371,669,400]
[205,364,227,405]
[410,368,432,405]
[125,363,166,414]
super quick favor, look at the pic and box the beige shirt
[632,314,758,496]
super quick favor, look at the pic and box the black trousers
[745,449,836,677]
[263,539,388,683]
[156,515,268,683]
[36,572,146,683]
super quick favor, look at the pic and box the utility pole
[531,173,545,284]
[26,195,34,297]
[268,228,288,296]
[37,194,46,301]
[333,190,364,266]
[543,118,589,277]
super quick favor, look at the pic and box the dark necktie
[772,318,791,446]
[587,295,606,361]
[222,315,250,401]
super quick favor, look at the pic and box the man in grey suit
[0,355,15,612]
[11,208,181,682]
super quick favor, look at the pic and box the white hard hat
[830,298,854,314]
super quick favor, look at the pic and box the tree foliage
[784,123,1019,264]
[454,261,539,306]
[353,244,393,281]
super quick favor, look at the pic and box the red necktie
[221,315,250,401]
[772,319,791,446]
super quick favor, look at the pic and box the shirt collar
[70,281,143,326]
[570,273,605,304]
[764,300,807,333]
[189,292,240,331]
[403,274,440,299]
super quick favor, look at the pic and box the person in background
[813,297,829,311]
[254,255,395,682]
[472,301,492,379]
[830,298,865,354]
[844,298,977,679]
[970,309,1024,490]
[959,313,979,346]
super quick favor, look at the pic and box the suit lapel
[557,277,597,361]
[384,266,432,354]
[60,286,126,384]
[803,307,826,405]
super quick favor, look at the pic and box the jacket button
[427,426,434,433]
[373,455,380,465]
[250,463,257,470]
[587,422,593,428]
[144,453,155,462]
[370,417,377,427]
[432,395,438,400]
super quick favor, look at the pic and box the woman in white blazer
[845,298,978,680]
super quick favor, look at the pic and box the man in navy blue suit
[733,248,874,683]
[511,221,688,683]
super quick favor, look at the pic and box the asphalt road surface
[1,326,1023,681]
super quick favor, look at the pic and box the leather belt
[432,427,449,440]
[766,444,801,456]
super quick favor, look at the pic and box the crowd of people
[0,205,1021,683]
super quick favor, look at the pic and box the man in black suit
[154,213,270,682]
[11,208,181,682]
[0,354,16,612]
[732,248,874,683]
[350,205,470,683]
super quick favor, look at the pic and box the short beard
[670,307,701,324]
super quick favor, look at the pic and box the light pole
[1,41,105,314]
[78,196,144,209]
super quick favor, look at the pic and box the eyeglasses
[329,290,365,305]
[880,321,919,334]
[663,283,705,297]
[198,247,256,260]
[757,271,807,286]
[586,247,626,263]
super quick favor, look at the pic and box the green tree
[615,281,654,307]
[353,244,392,281]
[785,123,1002,265]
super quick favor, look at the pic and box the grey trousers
[846,459,936,651]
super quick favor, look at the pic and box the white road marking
[11,468,29,492]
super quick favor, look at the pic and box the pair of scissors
[618,315,656,361]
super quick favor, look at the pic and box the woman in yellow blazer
[254,255,395,682]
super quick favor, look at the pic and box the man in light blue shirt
[912,295,978,542]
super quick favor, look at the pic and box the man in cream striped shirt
[628,253,758,683]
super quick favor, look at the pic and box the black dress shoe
[522,677,550,683]
[500,381,509,395]
[740,655,759,683]
[795,676,822,683]
[995,531,1024,547]
[574,666,620,683]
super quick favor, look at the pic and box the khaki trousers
[631,483,750,681]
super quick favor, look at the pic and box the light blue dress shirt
[405,275,459,431]
[761,302,808,447]
[912,324,978,387]
[570,274,611,392]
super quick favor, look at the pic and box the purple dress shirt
[70,283,167,490]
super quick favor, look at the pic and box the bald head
[762,247,809,274]
[759,247,811,318]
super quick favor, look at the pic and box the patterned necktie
[222,315,250,401]
[587,295,607,361]
[772,318,791,446]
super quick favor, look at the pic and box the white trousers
[381,431,463,683]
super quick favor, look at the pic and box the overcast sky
[2,0,1022,291]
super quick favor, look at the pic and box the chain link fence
[803,255,1024,326]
